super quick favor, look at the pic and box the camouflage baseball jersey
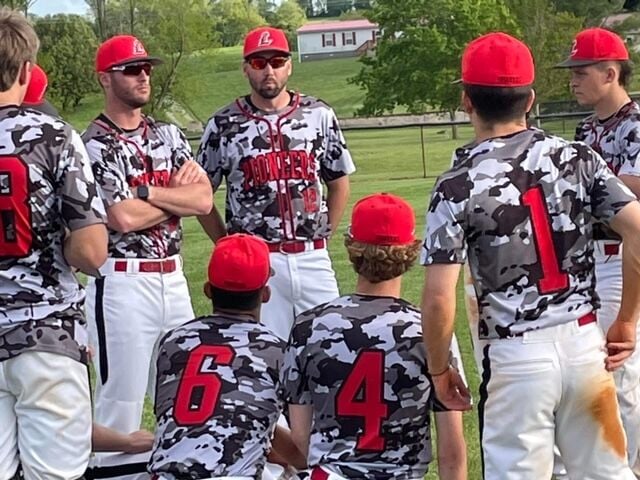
[422,128,635,340]
[281,294,445,480]
[82,113,191,258]
[149,314,286,479]
[196,92,355,242]
[0,105,106,362]
[575,101,640,240]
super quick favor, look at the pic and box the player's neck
[0,83,25,108]
[103,104,143,131]
[250,89,290,113]
[355,276,402,298]
[594,89,631,120]
[214,306,259,321]
[473,117,528,143]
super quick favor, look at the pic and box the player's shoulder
[15,106,74,136]
[296,92,335,113]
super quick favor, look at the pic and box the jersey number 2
[0,156,31,257]
[335,349,389,452]
[522,186,569,294]
[173,344,235,426]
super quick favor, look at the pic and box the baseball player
[0,7,108,479]
[281,193,467,480]
[149,234,305,479]
[422,32,640,479]
[555,27,640,476]
[196,26,355,342]
[82,34,213,479]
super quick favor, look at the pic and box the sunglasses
[109,63,153,76]
[247,56,289,70]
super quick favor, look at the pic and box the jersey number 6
[173,344,236,426]
[336,349,389,452]
[522,185,569,294]
[0,156,32,258]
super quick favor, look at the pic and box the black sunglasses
[247,56,289,70]
[110,63,153,76]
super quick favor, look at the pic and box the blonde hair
[344,237,421,283]
[0,7,39,92]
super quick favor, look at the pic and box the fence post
[535,103,541,129]
[420,125,427,178]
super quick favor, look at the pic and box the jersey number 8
[0,156,32,258]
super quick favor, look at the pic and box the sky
[31,0,90,16]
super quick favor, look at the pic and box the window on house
[342,31,356,46]
[322,33,336,47]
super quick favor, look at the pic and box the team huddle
[2,4,640,480]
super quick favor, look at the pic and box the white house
[296,19,379,62]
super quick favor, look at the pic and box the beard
[249,76,286,100]
[112,81,150,109]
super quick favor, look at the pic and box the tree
[210,0,266,47]
[252,0,277,23]
[550,0,625,26]
[0,0,36,15]
[85,0,140,38]
[34,14,98,111]
[352,0,518,121]
[272,0,306,49]
[136,0,215,113]
[505,0,583,101]
[624,0,640,10]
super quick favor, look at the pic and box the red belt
[604,244,620,255]
[311,468,329,480]
[577,311,597,327]
[113,258,176,273]
[268,238,326,254]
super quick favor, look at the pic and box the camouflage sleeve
[320,107,356,183]
[170,124,193,171]
[58,130,107,231]
[280,324,311,405]
[617,120,640,177]
[420,176,468,265]
[85,137,134,208]
[586,145,637,223]
[196,118,224,190]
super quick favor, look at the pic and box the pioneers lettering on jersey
[197,93,355,242]
[0,106,106,361]
[82,114,191,258]
[281,295,443,479]
[150,315,285,479]
[422,128,635,340]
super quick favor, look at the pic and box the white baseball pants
[594,241,640,477]
[0,351,91,480]
[85,255,194,480]
[261,247,339,341]
[479,319,635,479]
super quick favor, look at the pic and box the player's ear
[18,60,31,88]
[261,285,271,304]
[203,282,213,299]
[526,88,536,114]
[604,64,618,84]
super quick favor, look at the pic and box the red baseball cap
[460,32,534,87]
[208,234,271,292]
[556,28,629,68]
[349,193,416,246]
[95,35,162,72]
[23,64,47,105]
[243,27,290,58]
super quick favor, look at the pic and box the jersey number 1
[173,344,235,426]
[522,186,569,294]
[0,156,32,257]
[335,349,389,452]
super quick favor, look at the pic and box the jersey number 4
[335,349,389,452]
[522,186,569,294]
[0,156,32,258]
[173,344,235,426]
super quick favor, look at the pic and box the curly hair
[344,236,421,283]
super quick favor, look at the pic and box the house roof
[297,19,377,34]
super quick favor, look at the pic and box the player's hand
[605,319,637,371]
[431,366,472,411]
[170,160,206,187]
[123,430,155,453]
